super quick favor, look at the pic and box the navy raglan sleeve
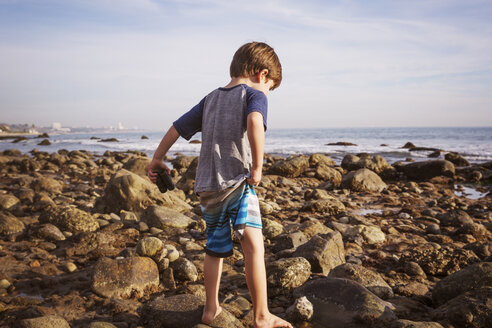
[173,97,205,140]
[245,88,268,131]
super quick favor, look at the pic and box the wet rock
[445,152,470,167]
[341,168,387,192]
[95,169,191,214]
[143,205,193,229]
[0,194,20,210]
[269,155,309,177]
[91,256,159,299]
[390,320,444,328]
[266,257,311,293]
[294,277,396,326]
[38,206,99,233]
[293,232,345,275]
[0,212,25,236]
[30,176,64,194]
[328,263,394,299]
[432,287,491,328]
[400,243,480,276]
[32,223,66,241]
[327,141,357,146]
[286,296,314,322]
[309,153,336,167]
[122,156,152,177]
[141,294,244,328]
[170,257,198,282]
[38,139,51,146]
[272,232,308,252]
[432,262,492,306]
[403,160,455,180]
[18,315,71,328]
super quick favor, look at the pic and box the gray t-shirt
[173,84,268,193]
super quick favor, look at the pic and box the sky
[1,0,491,130]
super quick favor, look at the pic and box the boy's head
[230,42,282,90]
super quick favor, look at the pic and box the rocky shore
[0,148,490,328]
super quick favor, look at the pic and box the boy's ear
[257,69,269,82]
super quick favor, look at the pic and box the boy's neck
[224,77,255,89]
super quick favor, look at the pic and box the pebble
[66,262,77,272]
[0,279,10,289]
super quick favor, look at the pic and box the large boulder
[91,256,159,299]
[141,294,244,328]
[18,315,71,328]
[122,156,152,177]
[328,263,393,299]
[0,212,25,236]
[403,160,455,180]
[269,155,309,177]
[444,152,470,167]
[38,206,99,233]
[314,165,342,188]
[267,257,311,294]
[143,205,194,229]
[342,154,393,174]
[294,277,396,327]
[309,153,336,167]
[293,232,345,275]
[95,169,191,214]
[432,262,492,306]
[341,168,387,192]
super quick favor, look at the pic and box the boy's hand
[247,168,262,187]
[147,159,170,183]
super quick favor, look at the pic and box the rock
[0,212,25,236]
[30,176,64,194]
[66,262,77,272]
[262,218,284,239]
[300,218,334,238]
[269,155,309,177]
[266,257,311,293]
[136,236,164,258]
[403,160,455,180]
[272,232,308,252]
[341,154,393,174]
[309,153,336,167]
[91,256,159,299]
[141,294,244,328]
[327,141,357,146]
[359,225,386,244]
[328,263,394,299]
[445,152,470,167]
[341,168,387,192]
[294,277,396,326]
[394,281,429,297]
[402,142,416,148]
[286,296,314,322]
[400,243,480,276]
[38,139,51,146]
[432,287,491,328]
[33,223,66,241]
[404,261,426,277]
[293,232,345,275]
[314,165,342,188]
[38,206,99,233]
[141,135,149,139]
[95,169,191,214]
[302,197,346,215]
[171,155,196,171]
[88,322,117,328]
[390,320,444,328]
[0,279,11,289]
[456,223,489,241]
[432,262,492,306]
[437,210,474,227]
[176,157,199,193]
[18,315,71,328]
[170,258,198,282]
[99,138,119,142]
[122,156,152,177]
[143,205,193,229]
[0,194,20,210]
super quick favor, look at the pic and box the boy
[147,42,292,328]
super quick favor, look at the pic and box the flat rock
[294,277,396,327]
[143,205,194,229]
[91,256,159,299]
[38,206,99,233]
[293,231,345,275]
[328,263,394,299]
[403,160,455,180]
[18,315,71,328]
[432,262,492,306]
[341,168,387,192]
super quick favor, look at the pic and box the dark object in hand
[155,170,175,193]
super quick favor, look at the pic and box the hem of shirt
[205,248,233,258]
[195,175,249,194]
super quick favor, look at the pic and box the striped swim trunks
[199,181,262,258]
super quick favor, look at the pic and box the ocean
[1,127,491,165]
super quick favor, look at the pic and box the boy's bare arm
[246,112,265,186]
[147,125,180,183]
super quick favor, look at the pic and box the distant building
[118,122,124,130]
[51,122,71,132]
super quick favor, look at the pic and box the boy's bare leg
[202,254,223,324]
[241,227,293,328]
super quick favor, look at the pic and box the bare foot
[202,305,222,325]
[255,313,293,328]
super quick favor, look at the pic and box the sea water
[1,127,491,165]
